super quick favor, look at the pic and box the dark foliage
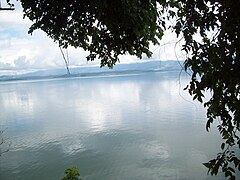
[162,1,240,179]
[20,0,164,68]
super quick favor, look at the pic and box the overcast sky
[0,1,185,70]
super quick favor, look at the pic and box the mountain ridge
[0,60,184,82]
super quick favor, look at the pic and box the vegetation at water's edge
[62,167,81,180]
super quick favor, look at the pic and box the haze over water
[0,71,226,179]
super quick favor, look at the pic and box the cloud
[0,61,12,69]
[14,55,29,67]
[0,2,183,71]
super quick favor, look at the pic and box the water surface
[0,71,226,179]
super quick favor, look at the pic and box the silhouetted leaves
[20,0,164,68]
[167,1,240,178]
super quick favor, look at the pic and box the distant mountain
[0,60,184,82]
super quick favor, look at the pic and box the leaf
[221,143,225,150]
[206,118,213,132]
[193,94,198,100]
[228,167,235,173]
[203,162,211,169]
[183,85,188,90]
[197,96,203,103]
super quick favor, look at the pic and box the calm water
[0,71,227,179]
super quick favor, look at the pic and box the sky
[0,1,185,71]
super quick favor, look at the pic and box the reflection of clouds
[0,73,204,146]
[137,74,202,124]
[2,89,34,116]
[0,72,201,133]
[0,73,222,180]
[82,101,109,132]
[72,81,141,132]
[107,83,140,102]
[143,142,169,161]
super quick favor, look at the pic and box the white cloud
[0,61,11,69]
[0,2,183,71]
[14,55,29,67]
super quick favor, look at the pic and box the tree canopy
[7,0,240,179]
[21,0,164,68]
[167,1,240,179]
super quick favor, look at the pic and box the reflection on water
[0,71,227,179]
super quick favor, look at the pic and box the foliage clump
[62,167,81,180]
[21,0,164,68]
[162,1,240,179]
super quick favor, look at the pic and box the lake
[0,71,227,179]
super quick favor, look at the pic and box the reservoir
[0,71,227,179]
